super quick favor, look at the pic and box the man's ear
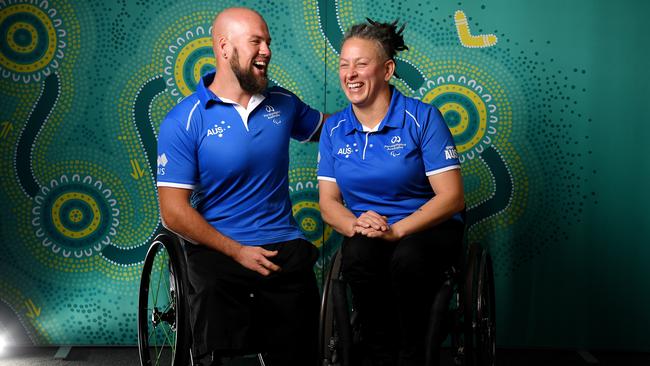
[217,36,229,59]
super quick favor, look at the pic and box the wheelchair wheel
[319,249,360,366]
[475,248,496,366]
[138,233,190,366]
[458,243,496,366]
[319,249,343,366]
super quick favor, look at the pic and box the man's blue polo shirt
[157,71,322,245]
[317,88,460,224]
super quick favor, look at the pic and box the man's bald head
[212,7,268,47]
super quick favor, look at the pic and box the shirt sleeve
[288,91,323,142]
[316,120,336,182]
[420,105,461,176]
[156,114,199,189]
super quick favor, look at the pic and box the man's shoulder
[265,86,308,107]
[165,93,202,122]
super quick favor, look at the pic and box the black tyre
[425,273,455,366]
[458,243,496,366]
[138,233,190,366]
[476,249,496,366]
[451,242,480,366]
[319,249,343,366]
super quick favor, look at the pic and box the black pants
[184,238,320,366]
[341,219,463,366]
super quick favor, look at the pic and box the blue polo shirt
[157,71,322,245]
[317,88,460,224]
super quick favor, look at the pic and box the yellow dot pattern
[0,4,57,73]
[6,22,38,53]
[439,103,469,135]
[50,192,101,239]
[422,84,488,153]
[173,37,213,96]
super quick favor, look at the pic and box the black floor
[0,347,649,366]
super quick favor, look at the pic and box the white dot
[218,134,223,138]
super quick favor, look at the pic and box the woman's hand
[357,224,403,242]
[354,210,389,232]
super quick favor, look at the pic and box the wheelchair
[137,231,266,366]
[318,241,496,366]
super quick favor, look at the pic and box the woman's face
[339,37,393,108]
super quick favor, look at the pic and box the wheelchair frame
[318,241,496,366]
[137,232,267,366]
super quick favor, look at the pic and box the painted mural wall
[1,0,649,350]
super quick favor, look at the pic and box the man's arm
[158,187,281,275]
[307,113,330,142]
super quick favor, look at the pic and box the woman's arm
[319,180,388,237]
[362,169,465,241]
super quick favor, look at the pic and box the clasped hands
[354,210,401,241]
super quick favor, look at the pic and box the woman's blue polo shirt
[317,88,460,224]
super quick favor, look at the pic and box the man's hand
[232,246,281,276]
[354,210,389,232]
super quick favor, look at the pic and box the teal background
[1,0,649,350]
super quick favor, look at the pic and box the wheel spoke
[139,238,185,366]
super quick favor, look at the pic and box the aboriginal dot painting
[2,0,649,350]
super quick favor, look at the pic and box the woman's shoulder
[322,109,350,134]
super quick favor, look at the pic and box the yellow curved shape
[7,22,38,53]
[292,201,320,215]
[0,4,58,73]
[174,37,213,96]
[422,84,487,153]
[291,201,333,248]
[192,56,216,83]
[51,193,101,239]
[439,102,469,135]
[454,10,498,49]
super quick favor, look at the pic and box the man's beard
[230,48,267,94]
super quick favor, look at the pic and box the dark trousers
[341,219,464,366]
[184,238,320,366]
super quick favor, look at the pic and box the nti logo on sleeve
[444,146,458,160]
[206,121,231,138]
[157,153,168,175]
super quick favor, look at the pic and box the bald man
[157,7,323,366]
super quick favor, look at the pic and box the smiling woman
[318,19,465,366]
